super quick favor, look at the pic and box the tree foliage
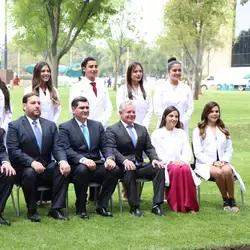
[9,0,116,86]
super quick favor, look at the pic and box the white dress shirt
[24,86,62,124]
[120,120,138,141]
[153,79,194,133]
[116,85,153,130]
[69,77,113,128]
[26,116,42,136]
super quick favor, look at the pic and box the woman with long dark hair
[151,106,199,213]
[24,61,61,124]
[192,101,245,212]
[0,80,12,141]
[154,58,193,133]
[116,62,152,130]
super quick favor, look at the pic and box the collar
[75,118,88,127]
[120,120,134,128]
[26,115,40,126]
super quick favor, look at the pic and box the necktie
[127,125,137,147]
[90,82,97,97]
[32,120,42,151]
[81,124,90,148]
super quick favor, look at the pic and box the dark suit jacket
[59,118,113,166]
[106,121,159,166]
[6,116,67,169]
[0,133,9,163]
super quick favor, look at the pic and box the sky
[0,0,167,45]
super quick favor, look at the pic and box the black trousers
[71,162,119,213]
[0,172,15,214]
[122,163,165,208]
[20,162,69,210]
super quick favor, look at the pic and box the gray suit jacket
[106,121,159,166]
[6,116,67,169]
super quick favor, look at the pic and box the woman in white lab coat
[192,101,245,212]
[154,58,193,133]
[0,80,12,142]
[151,106,199,213]
[116,62,153,130]
[24,61,61,124]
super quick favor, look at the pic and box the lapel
[72,118,89,147]
[22,116,40,153]
[134,123,142,147]
[87,120,95,149]
[39,118,47,152]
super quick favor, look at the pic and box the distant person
[154,57,193,133]
[107,78,112,88]
[7,93,71,222]
[151,106,200,213]
[59,96,119,219]
[69,57,113,129]
[106,101,165,217]
[12,75,20,87]
[0,133,16,226]
[24,61,61,124]
[192,101,245,212]
[0,80,12,142]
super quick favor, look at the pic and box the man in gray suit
[7,93,71,222]
[0,133,16,226]
[106,101,165,217]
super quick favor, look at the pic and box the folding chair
[117,178,151,212]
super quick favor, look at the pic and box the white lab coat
[151,127,200,186]
[192,126,246,192]
[69,77,113,128]
[116,84,153,130]
[24,86,61,124]
[153,79,194,133]
[0,89,12,141]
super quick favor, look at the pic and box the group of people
[0,56,244,227]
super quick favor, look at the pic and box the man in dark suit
[106,101,165,217]
[0,134,16,226]
[59,96,119,219]
[6,93,71,222]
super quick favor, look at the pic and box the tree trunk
[50,55,59,88]
[193,43,203,100]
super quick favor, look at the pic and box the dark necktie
[32,120,42,151]
[90,82,97,97]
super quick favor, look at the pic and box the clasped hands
[81,158,116,171]
[31,160,71,176]
[213,161,228,168]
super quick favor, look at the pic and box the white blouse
[116,84,153,130]
[153,80,194,133]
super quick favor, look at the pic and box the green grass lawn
[2,87,250,250]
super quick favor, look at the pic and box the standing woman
[151,106,200,213]
[0,80,12,142]
[116,62,153,130]
[154,58,193,133]
[24,61,61,124]
[192,101,245,212]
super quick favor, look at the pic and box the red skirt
[165,164,199,213]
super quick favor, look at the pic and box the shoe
[96,207,113,217]
[130,207,144,217]
[48,209,67,220]
[223,197,231,211]
[27,210,41,222]
[79,212,89,219]
[229,198,240,213]
[151,205,165,216]
[0,215,11,226]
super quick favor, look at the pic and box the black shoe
[96,207,113,217]
[0,215,11,226]
[27,210,41,222]
[79,212,89,219]
[130,207,144,217]
[151,205,165,216]
[48,209,67,220]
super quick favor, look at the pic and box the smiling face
[72,101,90,123]
[168,63,181,82]
[119,104,136,125]
[40,65,51,84]
[82,60,98,81]
[165,110,179,130]
[131,65,143,84]
[207,105,220,124]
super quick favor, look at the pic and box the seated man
[0,133,16,226]
[59,96,119,219]
[6,93,71,222]
[106,101,165,217]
